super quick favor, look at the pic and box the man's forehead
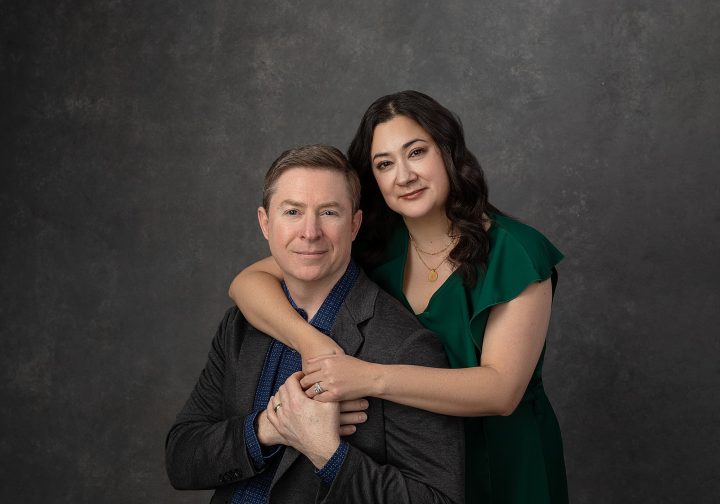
[272,167,352,204]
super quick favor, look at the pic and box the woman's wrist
[368,362,387,397]
[296,327,342,359]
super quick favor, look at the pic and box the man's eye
[322,210,339,216]
[285,209,299,216]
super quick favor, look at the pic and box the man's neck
[283,263,350,320]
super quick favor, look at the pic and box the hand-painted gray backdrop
[2,0,718,502]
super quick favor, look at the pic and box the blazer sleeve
[319,327,465,504]
[165,307,260,490]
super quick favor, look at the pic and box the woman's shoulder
[466,212,564,319]
[488,212,563,268]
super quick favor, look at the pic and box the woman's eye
[375,160,391,170]
[409,148,425,158]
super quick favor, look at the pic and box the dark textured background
[2,1,718,502]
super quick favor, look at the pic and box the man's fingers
[282,372,305,396]
[299,371,322,390]
[339,411,367,426]
[338,399,368,412]
[339,425,357,437]
[266,395,279,427]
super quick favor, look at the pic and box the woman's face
[369,115,450,221]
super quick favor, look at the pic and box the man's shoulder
[344,270,425,333]
[345,270,417,322]
[344,271,448,367]
[218,305,244,331]
[213,306,266,347]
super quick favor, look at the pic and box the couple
[166,91,568,503]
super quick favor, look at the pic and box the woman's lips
[399,188,426,200]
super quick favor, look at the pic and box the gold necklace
[408,233,456,256]
[410,237,449,282]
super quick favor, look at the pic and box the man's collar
[281,260,360,336]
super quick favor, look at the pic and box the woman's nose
[395,160,417,185]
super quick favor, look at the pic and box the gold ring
[273,402,282,412]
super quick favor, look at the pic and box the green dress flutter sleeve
[357,213,569,504]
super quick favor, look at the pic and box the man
[165,145,464,503]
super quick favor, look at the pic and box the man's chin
[284,266,329,284]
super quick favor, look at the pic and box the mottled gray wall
[2,0,718,502]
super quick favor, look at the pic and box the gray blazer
[165,271,464,503]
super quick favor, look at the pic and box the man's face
[258,167,362,290]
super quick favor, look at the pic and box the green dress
[361,213,568,503]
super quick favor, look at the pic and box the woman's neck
[403,211,455,248]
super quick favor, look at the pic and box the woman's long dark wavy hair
[348,90,502,287]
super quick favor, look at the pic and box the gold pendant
[428,269,439,282]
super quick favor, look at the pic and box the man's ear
[350,209,362,240]
[257,206,270,240]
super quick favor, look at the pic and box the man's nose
[301,214,322,240]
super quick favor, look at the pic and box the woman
[230,91,568,503]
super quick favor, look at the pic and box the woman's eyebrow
[372,138,427,161]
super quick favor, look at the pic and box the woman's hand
[300,355,383,402]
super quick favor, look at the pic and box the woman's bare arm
[228,257,343,360]
[302,279,552,416]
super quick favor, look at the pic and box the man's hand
[266,372,341,469]
[256,409,287,447]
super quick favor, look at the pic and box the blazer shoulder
[343,270,418,325]
[213,306,253,349]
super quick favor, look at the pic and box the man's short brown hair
[262,145,361,213]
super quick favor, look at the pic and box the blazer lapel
[332,270,376,356]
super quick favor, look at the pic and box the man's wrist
[305,437,341,470]
[314,440,348,486]
[256,410,281,446]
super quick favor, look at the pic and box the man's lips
[293,250,328,256]
[399,188,426,200]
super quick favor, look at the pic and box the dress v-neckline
[396,226,461,316]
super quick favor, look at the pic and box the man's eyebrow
[371,138,427,161]
[317,201,342,209]
[277,200,343,209]
[278,199,306,208]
